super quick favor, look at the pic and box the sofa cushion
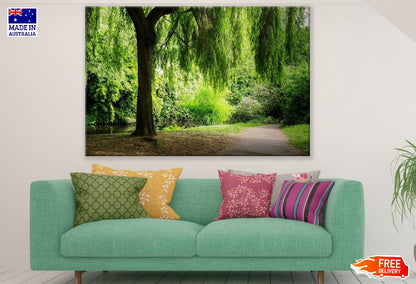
[196,218,332,257]
[92,164,182,219]
[227,169,321,209]
[215,170,276,220]
[270,180,335,226]
[61,219,203,257]
[70,172,149,226]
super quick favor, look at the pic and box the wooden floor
[1,268,416,284]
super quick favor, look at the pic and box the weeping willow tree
[86,6,309,137]
[125,7,248,136]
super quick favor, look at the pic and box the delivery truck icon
[351,255,409,280]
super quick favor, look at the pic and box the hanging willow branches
[85,6,310,134]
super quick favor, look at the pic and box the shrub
[281,63,310,125]
[185,88,233,125]
[154,95,193,128]
[252,84,285,121]
[227,74,257,106]
[86,75,136,125]
[152,80,194,128]
[231,97,263,122]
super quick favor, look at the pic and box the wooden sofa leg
[317,271,324,284]
[75,271,84,284]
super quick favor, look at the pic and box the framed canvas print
[85,6,310,156]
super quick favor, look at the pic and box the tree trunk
[126,7,176,137]
[132,33,156,137]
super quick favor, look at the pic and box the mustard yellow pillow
[92,164,182,219]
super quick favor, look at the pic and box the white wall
[365,0,416,42]
[1,0,416,269]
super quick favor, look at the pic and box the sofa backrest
[170,179,222,226]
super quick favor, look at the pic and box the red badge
[351,255,409,280]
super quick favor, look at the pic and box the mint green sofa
[30,178,364,284]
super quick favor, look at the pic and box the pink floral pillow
[215,170,276,220]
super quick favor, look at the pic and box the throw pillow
[227,169,320,209]
[269,180,335,226]
[215,170,276,220]
[92,164,182,219]
[70,172,149,226]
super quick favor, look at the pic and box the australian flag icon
[8,8,37,24]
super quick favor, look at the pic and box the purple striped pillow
[269,180,335,226]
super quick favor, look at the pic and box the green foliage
[392,140,416,227]
[231,97,263,123]
[248,7,310,85]
[250,7,285,84]
[281,63,310,125]
[184,88,233,125]
[193,8,244,89]
[252,84,285,119]
[227,73,257,105]
[280,124,310,155]
[153,91,193,128]
[86,7,137,125]
[285,7,310,65]
[227,77,285,123]
[85,7,311,131]
[293,8,310,64]
[162,125,186,131]
[155,7,245,90]
[152,68,194,128]
[285,7,296,64]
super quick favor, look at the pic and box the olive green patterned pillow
[70,172,149,226]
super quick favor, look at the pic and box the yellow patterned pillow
[92,164,182,219]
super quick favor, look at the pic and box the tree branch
[125,7,147,36]
[156,8,193,54]
[175,33,189,47]
[147,7,177,29]
[190,7,200,30]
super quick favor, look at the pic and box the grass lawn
[280,124,310,155]
[164,122,267,136]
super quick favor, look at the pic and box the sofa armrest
[30,179,76,269]
[322,179,364,264]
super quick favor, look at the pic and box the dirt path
[218,124,302,156]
